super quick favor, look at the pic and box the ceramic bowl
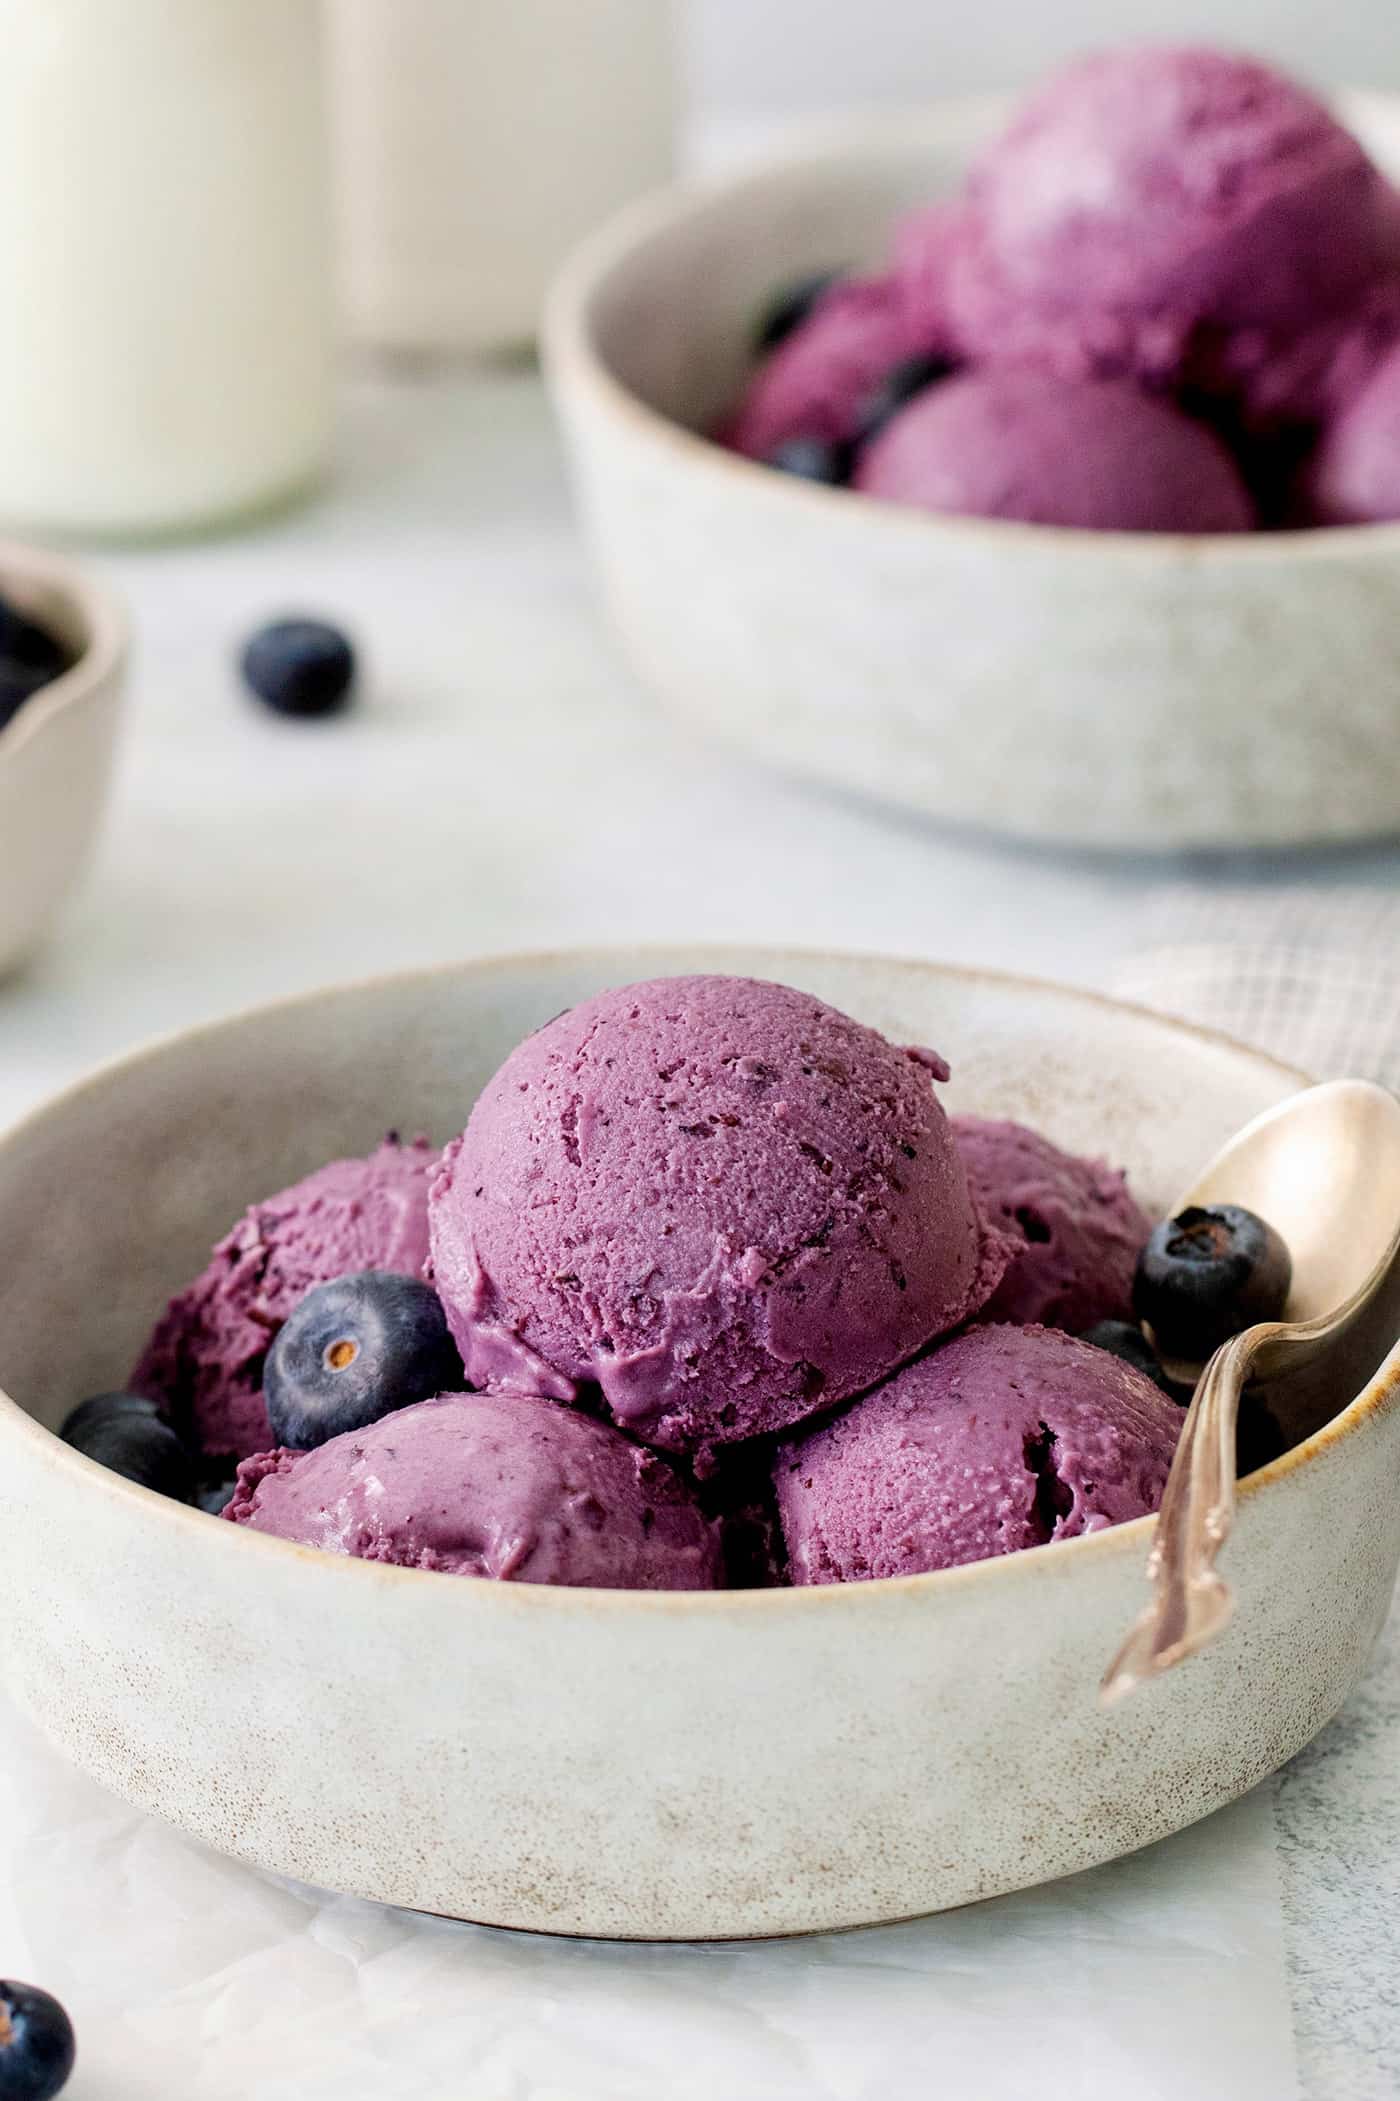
[1,948,1398,1941]
[0,541,127,976]
[545,94,1400,852]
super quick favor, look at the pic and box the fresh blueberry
[1081,1319,1184,1398]
[0,1980,76,2101]
[1133,1205,1292,1362]
[0,594,72,735]
[240,618,355,719]
[754,270,843,354]
[264,1271,463,1449]
[59,1392,195,1502]
[854,352,953,445]
[764,435,852,485]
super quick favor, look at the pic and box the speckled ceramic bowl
[545,94,1400,852]
[0,540,127,976]
[1,949,1397,1939]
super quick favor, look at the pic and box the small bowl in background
[0,541,127,976]
[545,94,1400,852]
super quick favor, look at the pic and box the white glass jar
[326,0,676,356]
[0,0,334,539]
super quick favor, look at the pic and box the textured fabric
[1112,888,1400,1089]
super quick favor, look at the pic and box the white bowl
[545,95,1400,852]
[1,948,1398,1940]
[0,540,127,975]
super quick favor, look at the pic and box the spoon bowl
[1103,1079,1400,1703]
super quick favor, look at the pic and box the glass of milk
[326,0,677,357]
[0,0,334,539]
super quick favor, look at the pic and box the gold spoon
[1101,1078,1400,1705]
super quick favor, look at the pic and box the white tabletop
[2,365,1398,2098]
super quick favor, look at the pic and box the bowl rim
[2,944,1391,1615]
[543,90,1400,563]
[0,537,128,761]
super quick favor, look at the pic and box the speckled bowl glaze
[545,95,1400,852]
[0,540,127,975]
[1,949,1397,1940]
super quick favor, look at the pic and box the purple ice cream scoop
[429,975,1010,1456]
[775,1323,1180,1584]
[1301,336,1400,523]
[940,46,1398,419]
[954,1116,1150,1333]
[854,370,1254,531]
[726,254,958,462]
[225,1391,722,1590]
[132,1137,438,1462]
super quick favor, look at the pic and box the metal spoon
[1101,1078,1400,1706]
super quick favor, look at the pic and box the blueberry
[264,1271,463,1449]
[0,594,72,735]
[240,618,355,719]
[754,270,843,354]
[59,1392,195,1502]
[854,352,953,445]
[764,436,852,485]
[0,1980,75,2101]
[1081,1319,1184,1398]
[1133,1205,1292,1362]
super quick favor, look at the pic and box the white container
[0,0,334,539]
[327,0,676,355]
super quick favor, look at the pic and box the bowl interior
[577,92,1400,444]
[0,949,1313,1439]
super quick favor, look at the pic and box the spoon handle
[1099,1330,1257,1705]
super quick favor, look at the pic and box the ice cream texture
[954,1115,1151,1333]
[942,47,1398,404]
[727,265,956,462]
[775,1323,1180,1584]
[226,1391,722,1589]
[429,975,1009,1455]
[132,1137,437,1461]
[854,370,1254,531]
[727,44,1400,526]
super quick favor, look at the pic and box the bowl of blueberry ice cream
[546,47,1400,848]
[1,950,1397,1938]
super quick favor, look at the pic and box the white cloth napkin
[1113,886,1400,1090]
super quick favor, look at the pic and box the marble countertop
[2,366,1398,2098]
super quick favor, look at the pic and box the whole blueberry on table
[264,1271,464,1449]
[764,435,852,485]
[59,1391,195,1502]
[240,617,355,719]
[1081,1318,1183,1398]
[754,269,843,353]
[0,594,73,736]
[1133,1204,1292,1363]
[0,1980,75,2100]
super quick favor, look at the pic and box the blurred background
[4,0,1400,1116]
[687,0,1400,114]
